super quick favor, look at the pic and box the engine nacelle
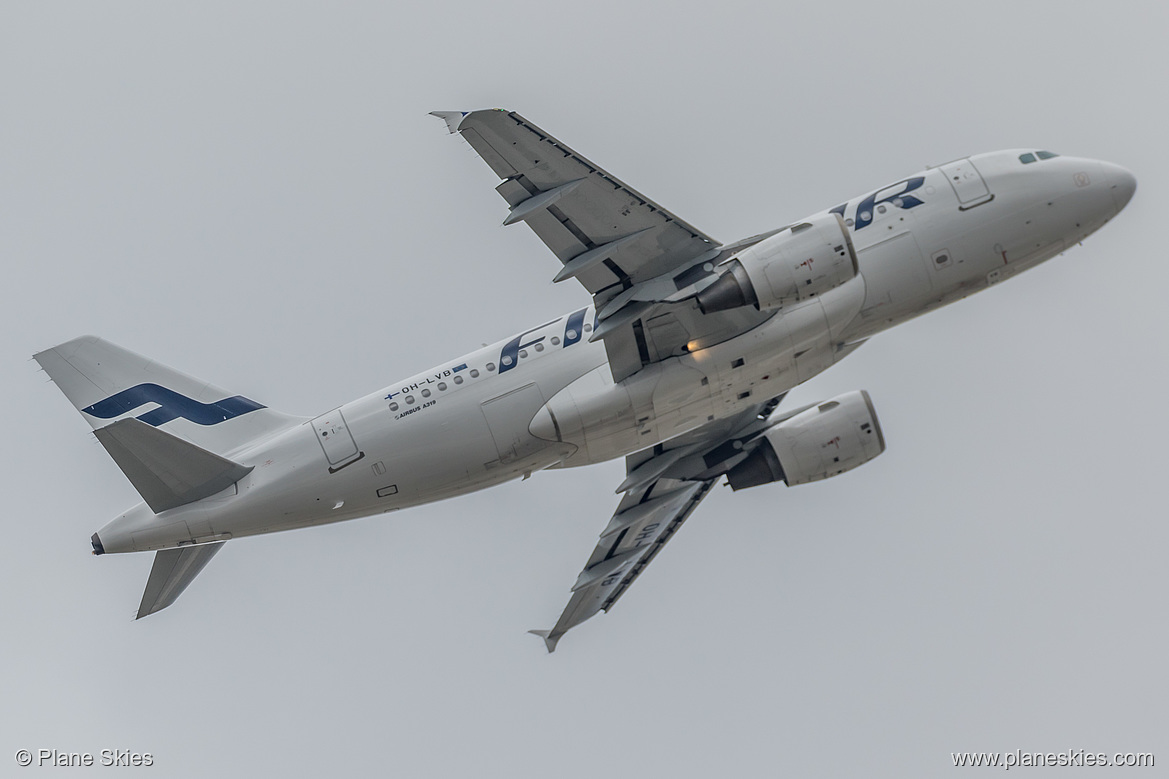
[726,390,885,490]
[696,212,858,314]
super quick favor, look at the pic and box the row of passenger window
[386,323,593,411]
[843,200,904,228]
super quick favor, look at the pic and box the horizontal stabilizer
[94,418,253,513]
[527,629,561,654]
[138,542,224,619]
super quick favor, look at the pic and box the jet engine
[726,390,885,490]
[697,212,858,313]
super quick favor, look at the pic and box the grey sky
[2,1,1165,776]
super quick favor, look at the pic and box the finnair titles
[35,110,1135,651]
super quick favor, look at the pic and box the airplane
[34,109,1135,651]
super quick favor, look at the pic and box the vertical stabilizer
[35,336,304,456]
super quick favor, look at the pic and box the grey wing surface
[434,109,779,381]
[137,542,225,619]
[529,397,784,652]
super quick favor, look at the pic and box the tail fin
[34,336,304,456]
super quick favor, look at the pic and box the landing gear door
[939,158,993,209]
[312,409,362,471]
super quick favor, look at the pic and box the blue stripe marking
[82,383,266,427]
[452,363,467,372]
[563,308,587,347]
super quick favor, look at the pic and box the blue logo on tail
[83,384,265,426]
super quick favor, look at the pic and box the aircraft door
[311,409,363,471]
[939,158,993,209]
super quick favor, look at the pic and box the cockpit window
[1019,150,1060,165]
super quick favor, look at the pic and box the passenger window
[1019,153,1036,164]
[1036,150,1059,160]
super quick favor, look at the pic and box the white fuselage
[96,150,1133,553]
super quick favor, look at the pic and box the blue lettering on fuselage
[563,308,587,347]
[830,176,926,230]
[499,328,547,374]
[499,308,589,373]
[385,307,593,399]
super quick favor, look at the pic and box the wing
[434,109,779,381]
[529,396,785,652]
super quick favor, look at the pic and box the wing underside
[531,397,785,651]
[435,110,801,649]
[435,109,779,381]
[530,477,716,653]
[434,109,719,293]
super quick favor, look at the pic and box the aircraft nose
[1104,162,1137,214]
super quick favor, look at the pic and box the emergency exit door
[311,409,362,471]
[939,158,993,209]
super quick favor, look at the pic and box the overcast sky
[2,1,1165,776]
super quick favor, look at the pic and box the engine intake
[726,390,885,490]
[697,212,858,314]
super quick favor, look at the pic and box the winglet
[429,111,469,134]
[527,629,561,653]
